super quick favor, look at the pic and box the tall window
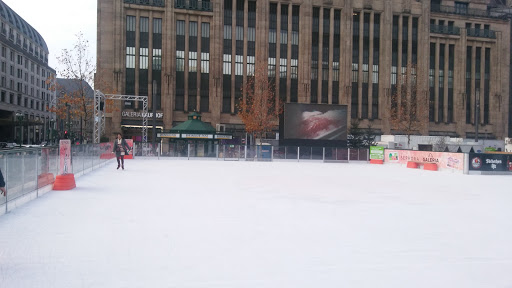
[475,47,482,125]
[234,0,244,112]
[280,4,289,102]
[332,9,340,105]
[139,16,149,112]
[176,20,185,111]
[269,2,277,84]
[321,8,330,104]
[372,13,380,119]
[362,12,370,118]
[200,22,210,112]
[438,43,445,122]
[247,1,256,77]
[189,21,198,111]
[391,16,398,114]
[290,5,299,103]
[311,7,319,104]
[484,48,490,124]
[352,12,360,118]
[125,16,136,108]
[466,46,472,123]
[223,0,233,113]
[448,44,454,123]
[153,18,162,109]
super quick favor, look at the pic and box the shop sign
[370,146,384,160]
[215,134,233,140]
[182,134,213,139]
[122,111,163,118]
[158,133,180,138]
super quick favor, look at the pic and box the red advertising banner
[59,139,73,175]
[99,142,115,159]
[125,139,134,159]
[384,149,464,171]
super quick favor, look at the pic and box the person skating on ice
[112,133,130,170]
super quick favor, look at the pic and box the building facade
[96,0,511,149]
[0,1,57,144]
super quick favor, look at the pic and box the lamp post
[152,80,157,155]
[475,88,480,142]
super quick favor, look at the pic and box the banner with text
[468,153,512,172]
[384,149,464,171]
[59,139,73,175]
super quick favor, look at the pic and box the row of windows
[0,90,49,112]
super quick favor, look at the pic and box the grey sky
[2,0,97,77]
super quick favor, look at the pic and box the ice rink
[1,159,511,288]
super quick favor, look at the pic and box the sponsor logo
[485,159,502,164]
[471,157,482,169]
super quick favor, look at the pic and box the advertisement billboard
[283,103,348,142]
[384,149,464,171]
[370,146,384,160]
[469,153,512,172]
[59,139,72,175]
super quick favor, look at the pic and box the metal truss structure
[94,90,148,144]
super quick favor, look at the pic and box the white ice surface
[1,159,512,288]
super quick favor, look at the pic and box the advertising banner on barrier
[384,149,464,171]
[59,139,72,175]
[370,146,384,160]
[469,153,512,171]
[125,139,134,159]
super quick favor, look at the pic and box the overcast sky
[2,0,97,77]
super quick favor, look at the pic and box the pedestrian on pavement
[112,133,130,170]
[0,168,6,197]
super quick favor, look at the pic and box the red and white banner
[59,139,73,175]
[125,139,134,159]
[384,149,464,171]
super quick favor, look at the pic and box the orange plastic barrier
[406,161,419,168]
[53,174,76,190]
[423,163,438,171]
[370,159,384,164]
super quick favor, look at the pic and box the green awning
[169,112,216,134]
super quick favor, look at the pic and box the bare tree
[389,64,429,148]
[237,66,282,144]
[56,32,95,143]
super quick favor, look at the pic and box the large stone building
[97,0,511,149]
[0,1,56,144]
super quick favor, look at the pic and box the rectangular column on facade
[287,4,292,103]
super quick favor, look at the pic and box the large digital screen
[283,103,347,141]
